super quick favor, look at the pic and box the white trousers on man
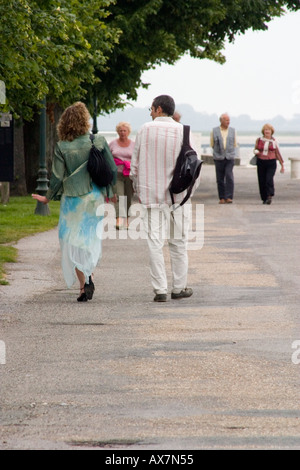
[142,204,191,294]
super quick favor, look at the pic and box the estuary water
[103,131,300,171]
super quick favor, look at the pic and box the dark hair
[152,95,175,116]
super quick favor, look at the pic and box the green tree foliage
[95,0,300,113]
[0,0,119,120]
[1,0,300,120]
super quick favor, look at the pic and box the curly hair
[116,121,132,134]
[57,102,91,141]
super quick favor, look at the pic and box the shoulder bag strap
[183,125,190,145]
[89,133,95,145]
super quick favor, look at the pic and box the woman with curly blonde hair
[32,102,117,301]
[57,101,91,141]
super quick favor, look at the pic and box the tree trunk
[0,182,10,204]
[23,112,40,194]
[10,118,27,196]
[46,103,62,175]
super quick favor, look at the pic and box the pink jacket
[114,157,131,176]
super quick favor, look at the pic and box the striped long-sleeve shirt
[130,117,192,208]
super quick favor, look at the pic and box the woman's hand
[109,194,118,204]
[32,194,49,204]
[280,165,285,174]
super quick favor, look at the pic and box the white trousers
[142,204,191,294]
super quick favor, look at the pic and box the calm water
[104,131,300,171]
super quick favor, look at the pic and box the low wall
[289,157,300,179]
[201,154,241,165]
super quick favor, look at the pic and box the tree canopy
[96,0,300,113]
[0,0,119,120]
[1,0,300,119]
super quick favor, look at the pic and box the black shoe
[84,276,95,300]
[77,291,88,302]
[171,288,193,299]
[266,197,272,205]
[154,293,167,302]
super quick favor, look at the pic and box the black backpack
[169,125,203,207]
[87,133,114,188]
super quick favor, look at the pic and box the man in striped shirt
[130,95,198,302]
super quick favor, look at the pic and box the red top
[255,137,284,164]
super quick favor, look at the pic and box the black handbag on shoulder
[87,134,114,188]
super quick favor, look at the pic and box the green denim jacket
[46,133,117,201]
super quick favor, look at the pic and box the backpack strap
[170,191,175,206]
[183,124,190,145]
[170,125,190,208]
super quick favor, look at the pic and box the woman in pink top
[109,122,135,229]
[254,123,284,205]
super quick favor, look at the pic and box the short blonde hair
[116,121,131,134]
[261,123,275,135]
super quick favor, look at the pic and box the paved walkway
[0,165,300,450]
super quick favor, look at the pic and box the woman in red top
[254,124,284,204]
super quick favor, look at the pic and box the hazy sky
[130,10,300,121]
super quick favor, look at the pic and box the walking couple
[33,96,201,303]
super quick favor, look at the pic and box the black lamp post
[92,93,98,134]
[34,98,50,215]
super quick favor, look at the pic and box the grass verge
[0,196,60,284]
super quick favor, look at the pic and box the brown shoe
[226,198,233,203]
[219,199,226,204]
[154,293,167,302]
[171,288,193,299]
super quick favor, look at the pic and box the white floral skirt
[58,184,104,288]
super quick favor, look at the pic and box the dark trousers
[214,159,235,200]
[257,158,277,202]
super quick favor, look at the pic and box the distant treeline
[97,103,300,133]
